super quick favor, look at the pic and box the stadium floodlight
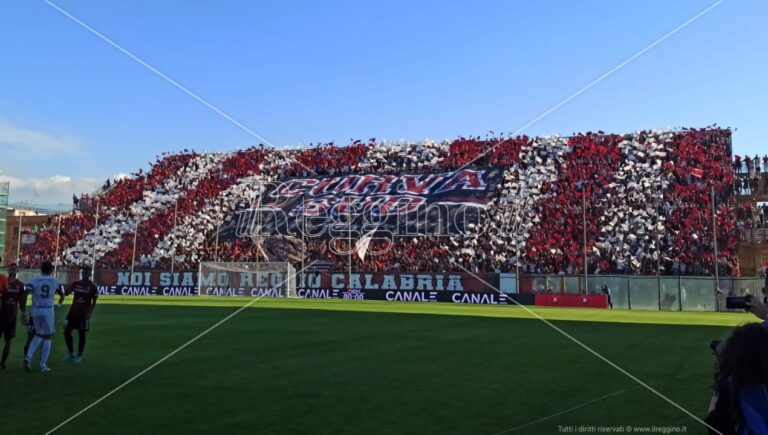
[505,194,532,295]
[198,261,297,298]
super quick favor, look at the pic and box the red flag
[690,168,704,178]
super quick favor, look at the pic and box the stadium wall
[4,267,764,312]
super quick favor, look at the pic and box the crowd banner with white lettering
[83,270,515,305]
[218,168,502,241]
[294,271,507,305]
[93,270,201,297]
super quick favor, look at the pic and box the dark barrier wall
[81,270,515,305]
[295,288,532,305]
[5,268,760,310]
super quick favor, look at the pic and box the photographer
[706,320,768,434]
[601,285,613,309]
[748,296,768,323]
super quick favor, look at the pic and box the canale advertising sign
[91,270,511,305]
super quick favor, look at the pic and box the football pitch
[2,298,756,435]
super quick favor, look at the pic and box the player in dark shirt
[60,268,98,364]
[23,314,36,357]
[0,264,27,369]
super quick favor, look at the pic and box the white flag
[354,230,375,261]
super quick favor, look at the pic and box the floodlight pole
[53,204,63,275]
[197,260,202,296]
[214,197,222,262]
[301,195,306,287]
[348,204,352,291]
[171,199,178,275]
[582,187,588,294]
[515,204,520,295]
[130,221,139,284]
[252,179,279,290]
[655,182,662,301]
[256,188,262,280]
[16,211,23,263]
[91,199,99,279]
[214,220,221,262]
[711,185,720,308]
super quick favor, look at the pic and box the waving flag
[354,230,375,261]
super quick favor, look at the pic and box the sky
[0,0,766,207]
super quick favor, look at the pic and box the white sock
[26,336,43,360]
[41,339,52,369]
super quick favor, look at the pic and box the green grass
[98,296,754,327]
[1,299,757,434]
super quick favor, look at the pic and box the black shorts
[0,321,15,340]
[27,320,36,335]
[65,316,90,333]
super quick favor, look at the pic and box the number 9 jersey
[27,276,63,317]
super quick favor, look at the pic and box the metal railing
[734,174,768,196]
[521,274,766,312]
[740,228,768,244]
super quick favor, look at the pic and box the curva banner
[219,168,502,243]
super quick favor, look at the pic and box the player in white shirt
[22,261,64,372]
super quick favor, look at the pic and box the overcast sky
[1,0,766,206]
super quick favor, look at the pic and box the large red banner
[534,294,608,309]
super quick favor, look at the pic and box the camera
[712,295,756,355]
[726,294,753,310]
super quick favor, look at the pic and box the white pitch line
[45,299,258,434]
[453,264,722,435]
[46,262,317,435]
[493,372,701,434]
[495,388,638,435]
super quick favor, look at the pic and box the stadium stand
[15,127,749,276]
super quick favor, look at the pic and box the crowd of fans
[732,154,768,243]
[737,204,768,227]
[14,127,748,276]
[733,154,768,196]
[17,151,198,268]
[733,154,768,175]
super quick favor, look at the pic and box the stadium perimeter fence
[0,266,765,313]
[523,274,765,312]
